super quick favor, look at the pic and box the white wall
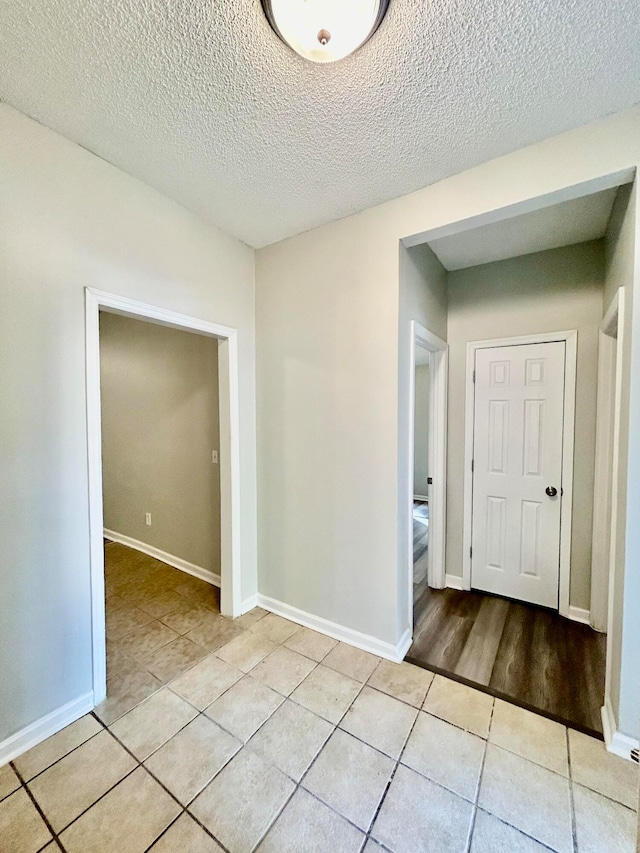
[446,241,605,611]
[0,103,256,747]
[100,313,221,575]
[256,105,640,740]
[413,362,430,497]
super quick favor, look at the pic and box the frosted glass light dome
[262,0,390,63]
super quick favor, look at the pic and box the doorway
[408,321,448,631]
[85,288,243,706]
[405,239,610,736]
[412,347,431,623]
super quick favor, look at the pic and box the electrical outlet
[145,512,152,526]
[211,450,218,464]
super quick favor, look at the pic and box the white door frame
[592,289,625,633]
[85,287,243,704]
[462,330,577,618]
[408,321,448,630]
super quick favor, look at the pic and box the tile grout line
[21,721,186,849]
[139,812,185,853]
[406,653,605,742]
[475,809,563,853]
[360,667,437,849]
[246,665,372,850]
[12,716,108,788]
[566,727,579,853]
[239,653,421,849]
[470,716,580,852]
[93,721,232,853]
[464,696,496,853]
[11,761,67,852]
[35,762,140,841]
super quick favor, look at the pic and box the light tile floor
[0,542,638,852]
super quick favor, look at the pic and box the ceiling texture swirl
[1,0,639,247]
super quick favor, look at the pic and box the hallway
[407,506,607,736]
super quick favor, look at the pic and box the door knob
[545,486,558,497]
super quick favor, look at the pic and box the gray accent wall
[100,313,221,575]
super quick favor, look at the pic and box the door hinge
[469,546,473,559]
[471,459,474,473]
[473,369,476,383]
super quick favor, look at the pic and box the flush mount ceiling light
[262,0,390,64]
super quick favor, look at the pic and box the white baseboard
[445,574,464,590]
[104,530,220,588]
[413,495,429,502]
[567,605,591,625]
[240,594,258,615]
[0,691,94,768]
[256,594,409,663]
[601,695,640,761]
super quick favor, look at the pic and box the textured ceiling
[1,1,639,248]
[430,187,619,270]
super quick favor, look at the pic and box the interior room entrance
[405,178,633,739]
[85,288,243,707]
[97,311,227,720]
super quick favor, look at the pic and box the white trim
[240,594,258,615]
[85,287,243,707]
[0,692,94,768]
[257,594,410,662]
[463,330,577,616]
[403,169,635,248]
[85,289,107,704]
[104,530,220,587]
[445,574,464,590]
[408,321,448,647]
[567,606,591,626]
[602,289,622,336]
[395,628,413,661]
[601,696,640,761]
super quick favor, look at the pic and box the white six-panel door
[471,341,565,608]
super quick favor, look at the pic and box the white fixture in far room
[145,512,152,526]
[261,0,390,63]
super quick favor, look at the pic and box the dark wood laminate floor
[408,587,607,736]
[412,501,429,609]
[407,507,607,737]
